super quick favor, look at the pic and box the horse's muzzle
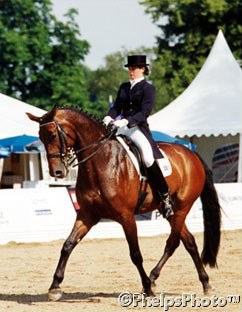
[53,170,66,178]
[49,163,69,179]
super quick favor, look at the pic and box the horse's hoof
[146,290,155,297]
[142,288,155,297]
[204,284,214,295]
[48,288,63,301]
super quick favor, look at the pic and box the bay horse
[27,106,221,301]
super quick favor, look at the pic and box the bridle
[40,119,116,171]
[40,119,76,170]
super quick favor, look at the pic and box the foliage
[87,51,127,117]
[2,0,242,116]
[140,0,242,111]
[0,0,90,110]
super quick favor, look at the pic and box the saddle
[119,135,147,176]
[116,135,148,212]
[116,134,172,213]
[116,135,172,179]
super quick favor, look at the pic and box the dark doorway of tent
[212,143,239,182]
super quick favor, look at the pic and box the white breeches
[117,126,154,167]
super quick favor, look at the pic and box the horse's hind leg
[149,232,180,287]
[180,224,212,294]
[48,214,98,301]
[121,215,154,296]
[149,213,185,286]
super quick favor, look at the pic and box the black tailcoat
[108,80,162,159]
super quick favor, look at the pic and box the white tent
[0,93,45,139]
[149,30,242,182]
[0,93,46,185]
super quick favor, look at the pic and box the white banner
[0,183,241,244]
[0,187,76,244]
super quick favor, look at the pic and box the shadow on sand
[0,291,120,304]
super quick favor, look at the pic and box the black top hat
[124,55,149,67]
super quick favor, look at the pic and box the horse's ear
[26,112,41,123]
[26,105,58,123]
[48,105,58,120]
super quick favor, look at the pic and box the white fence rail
[0,183,241,244]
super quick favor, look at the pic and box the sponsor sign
[0,187,76,244]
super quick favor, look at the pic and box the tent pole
[29,153,40,181]
[238,133,242,182]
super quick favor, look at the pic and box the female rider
[103,55,173,219]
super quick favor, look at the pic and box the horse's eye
[49,133,56,141]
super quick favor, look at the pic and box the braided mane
[60,106,105,127]
[40,105,107,129]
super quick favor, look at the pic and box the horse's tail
[197,154,221,267]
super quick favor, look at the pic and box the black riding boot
[147,161,174,219]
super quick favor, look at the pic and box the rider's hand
[113,119,129,128]
[103,116,114,126]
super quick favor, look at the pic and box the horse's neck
[69,112,105,146]
[65,111,107,164]
[69,112,137,189]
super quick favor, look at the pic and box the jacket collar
[130,77,145,89]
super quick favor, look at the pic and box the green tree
[0,0,90,110]
[87,50,127,117]
[140,0,242,111]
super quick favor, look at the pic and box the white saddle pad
[116,136,172,178]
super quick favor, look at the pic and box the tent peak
[149,31,242,137]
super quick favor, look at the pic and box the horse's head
[26,106,77,178]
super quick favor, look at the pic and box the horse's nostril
[55,170,63,177]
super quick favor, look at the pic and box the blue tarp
[0,134,39,158]
[0,132,196,158]
[151,131,196,151]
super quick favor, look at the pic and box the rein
[72,128,116,166]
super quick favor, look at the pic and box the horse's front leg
[48,214,98,301]
[121,215,154,297]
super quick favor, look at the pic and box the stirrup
[161,193,174,219]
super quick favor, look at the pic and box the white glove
[113,119,129,128]
[103,116,114,126]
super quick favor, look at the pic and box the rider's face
[128,66,145,80]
